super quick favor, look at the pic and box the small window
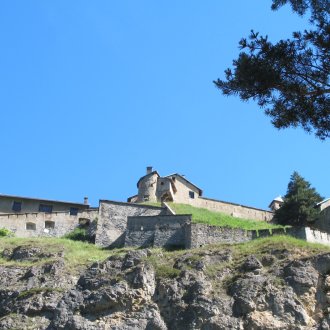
[189,191,195,199]
[39,204,53,213]
[26,222,36,230]
[70,207,79,216]
[160,181,164,185]
[12,201,22,212]
[45,221,55,229]
[143,195,150,201]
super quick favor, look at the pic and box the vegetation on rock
[1,236,330,329]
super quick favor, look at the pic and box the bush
[0,228,13,237]
[63,227,90,242]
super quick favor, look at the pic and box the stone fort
[1,167,330,248]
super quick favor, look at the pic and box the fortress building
[1,167,330,249]
[128,167,273,222]
[127,166,202,204]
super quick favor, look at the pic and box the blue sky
[1,1,329,209]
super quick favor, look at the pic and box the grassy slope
[0,236,329,279]
[0,237,120,270]
[146,202,283,230]
[146,235,330,278]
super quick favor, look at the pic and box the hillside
[0,236,330,329]
[146,202,283,230]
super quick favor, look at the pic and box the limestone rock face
[2,245,330,329]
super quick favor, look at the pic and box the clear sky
[1,1,329,209]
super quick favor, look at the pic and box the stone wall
[313,207,330,233]
[123,213,330,249]
[191,197,273,222]
[187,224,252,249]
[95,200,168,248]
[187,225,330,248]
[0,209,98,238]
[137,173,159,202]
[125,215,191,248]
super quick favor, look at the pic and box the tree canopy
[214,0,330,139]
[274,171,323,226]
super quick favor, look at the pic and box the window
[39,204,53,213]
[189,191,195,199]
[26,222,36,230]
[143,195,150,201]
[45,221,55,229]
[160,181,164,185]
[70,207,79,216]
[12,201,22,212]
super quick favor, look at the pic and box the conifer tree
[275,171,323,226]
[214,0,330,139]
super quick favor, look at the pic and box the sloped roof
[136,171,160,188]
[165,173,203,196]
[268,196,284,208]
[0,194,89,207]
[316,198,330,207]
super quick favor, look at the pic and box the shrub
[0,228,13,237]
[63,227,90,242]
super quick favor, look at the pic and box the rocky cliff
[1,237,330,329]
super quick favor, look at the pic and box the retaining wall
[0,209,98,238]
[123,214,330,248]
[192,197,274,222]
[187,224,252,249]
[95,200,168,248]
[125,215,191,248]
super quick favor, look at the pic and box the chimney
[83,197,89,205]
[146,166,153,174]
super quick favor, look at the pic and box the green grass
[145,235,330,280]
[0,237,116,270]
[167,203,284,230]
[143,202,284,230]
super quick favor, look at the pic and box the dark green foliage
[214,0,330,139]
[63,227,90,242]
[274,171,323,226]
[0,228,13,237]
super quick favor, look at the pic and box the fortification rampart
[191,197,273,222]
[125,215,190,248]
[187,225,252,248]
[123,214,330,248]
[95,200,169,248]
[0,209,98,238]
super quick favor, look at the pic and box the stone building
[0,194,97,238]
[268,196,284,211]
[0,194,89,215]
[128,167,274,222]
[128,167,203,204]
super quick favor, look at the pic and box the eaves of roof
[0,194,89,207]
[165,173,203,195]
